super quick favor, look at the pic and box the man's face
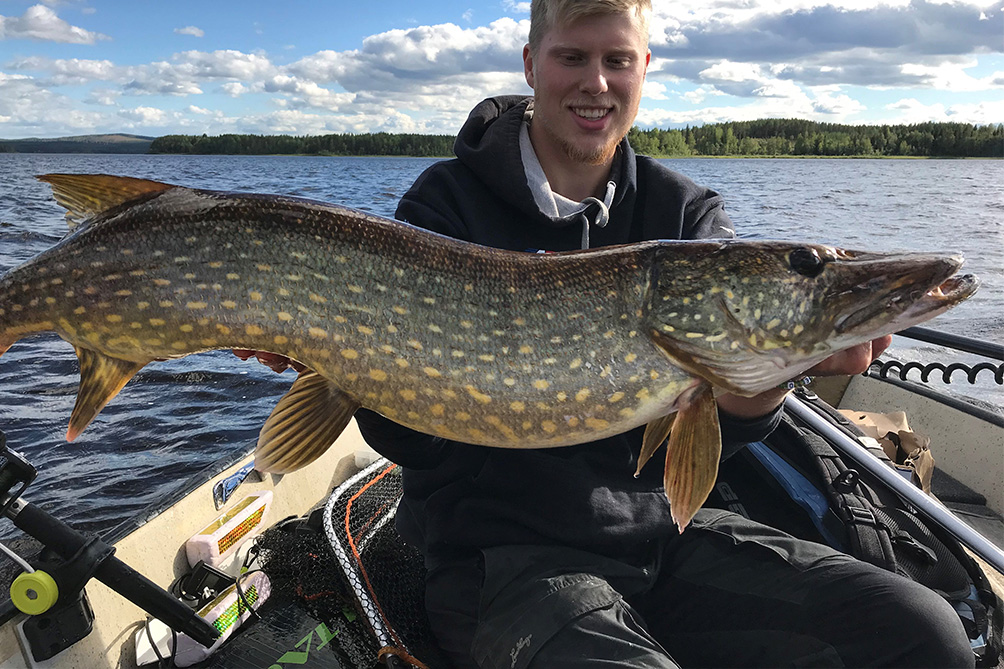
[523,10,650,168]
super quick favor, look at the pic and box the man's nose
[580,61,609,95]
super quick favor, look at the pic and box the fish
[0,174,979,529]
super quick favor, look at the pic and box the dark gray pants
[425,510,973,668]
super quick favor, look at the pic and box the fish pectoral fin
[662,384,721,532]
[69,347,149,441]
[255,369,361,474]
[637,412,676,477]
[37,174,175,231]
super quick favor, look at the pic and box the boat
[0,326,1000,668]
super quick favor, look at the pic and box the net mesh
[255,458,449,668]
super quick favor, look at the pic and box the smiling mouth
[572,107,611,120]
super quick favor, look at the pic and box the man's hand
[716,335,892,419]
[233,349,306,373]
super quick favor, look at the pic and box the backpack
[707,391,1003,667]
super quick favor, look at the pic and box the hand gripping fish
[0,175,979,529]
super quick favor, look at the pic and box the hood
[454,96,637,232]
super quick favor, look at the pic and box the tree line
[628,120,1003,158]
[135,120,1003,158]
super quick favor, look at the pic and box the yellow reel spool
[10,571,59,616]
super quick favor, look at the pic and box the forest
[136,120,1002,158]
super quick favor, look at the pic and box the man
[246,0,973,665]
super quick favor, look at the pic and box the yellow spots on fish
[154,278,171,287]
[459,320,473,329]
[341,349,359,360]
[358,325,374,335]
[144,338,163,347]
[347,285,364,294]
[221,300,237,310]
[106,314,122,323]
[533,379,550,390]
[625,352,638,363]
[179,324,193,333]
[519,345,533,355]
[575,388,591,402]
[541,420,557,434]
[465,386,492,405]
[159,300,173,308]
[392,306,408,315]
[793,324,804,335]
[187,301,208,310]
[44,297,56,305]
[130,269,146,278]
[451,350,465,359]
[308,327,327,339]
[89,261,105,269]
[216,324,231,335]
[398,389,417,402]
[406,339,423,351]
[276,311,293,322]
[478,354,495,363]
[423,367,441,378]
[114,289,133,297]
[278,288,290,297]
[309,293,326,305]
[636,388,651,400]
[766,318,781,330]
[705,332,728,343]
[274,335,288,345]
[779,329,789,338]
[619,407,636,418]
[82,286,98,296]
[513,317,526,327]
[556,391,567,402]
[510,401,525,413]
[464,283,475,292]
[249,291,263,302]
[395,358,409,368]
[149,318,166,327]
[584,417,609,431]
[608,391,626,404]
[455,411,471,422]
[208,261,224,269]
[246,325,265,337]
[429,324,443,334]
[486,416,518,441]
[369,369,388,382]
[569,358,583,370]
[682,297,691,305]
[686,332,704,339]
[748,334,759,347]
[603,330,615,339]
[662,325,675,333]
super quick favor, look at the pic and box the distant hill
[0,134,154,154]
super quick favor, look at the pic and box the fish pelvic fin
[37,174,175,231]
[255,369,361,474]
[637,412,676,477]
[68,347,149,441]
[663,384,721,532]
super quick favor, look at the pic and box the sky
[0,0,1001,139]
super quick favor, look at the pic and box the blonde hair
[528,0,652,54]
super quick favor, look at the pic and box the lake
[0,154,1001,537]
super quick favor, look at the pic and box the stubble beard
[538,116,623,166]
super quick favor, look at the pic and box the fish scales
[0,174,979,529]
[1,183,694,448]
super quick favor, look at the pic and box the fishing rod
[785,396,1004,575]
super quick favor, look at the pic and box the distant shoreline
[2,119,1001,158]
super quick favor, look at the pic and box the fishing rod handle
[6,497,219,647]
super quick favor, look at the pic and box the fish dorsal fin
[662,383,721,532]
[637,412,676,476]
[69,347,149,441]
[255,369,361,474]
[37,174,175,230]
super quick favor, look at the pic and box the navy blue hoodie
[355,96,780,566]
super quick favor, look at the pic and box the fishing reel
[0,429,219,662]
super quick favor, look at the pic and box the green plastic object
[10,571,59,616]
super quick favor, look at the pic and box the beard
[538,116,623,166]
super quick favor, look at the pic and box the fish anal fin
[37,174,175,230]
[637,412,676,477]
[663,384,721,532]
[255,369,361,474]
[69,347,149,441]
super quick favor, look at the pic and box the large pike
[0,175,979,528]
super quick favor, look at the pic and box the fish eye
[789,247,826,278]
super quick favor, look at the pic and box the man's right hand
[233,349,306,373]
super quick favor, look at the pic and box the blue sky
[1,0,1001,138]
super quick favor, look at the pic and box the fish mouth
[835,262,980,335]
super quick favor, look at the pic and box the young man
[349,2,973,667]
[249,0,973,665]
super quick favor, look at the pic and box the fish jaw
[645,241,980,396]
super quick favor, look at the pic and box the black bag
[707,392,1003,667]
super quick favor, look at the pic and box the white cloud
[221,82,248,97]
[502,0,531,14]
[174,26,205,38]
[0,4,108,44]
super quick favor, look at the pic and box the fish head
[646,240,980,396]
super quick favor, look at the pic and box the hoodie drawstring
[579,180,616,249]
